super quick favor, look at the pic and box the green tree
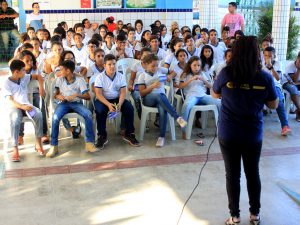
[257,2,300,59]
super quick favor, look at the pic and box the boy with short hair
[71,33,88,66]
[101,32,116,55]
[262,47,291,135]
[111,34,133,59]
[27,27,36,39]
[208,29,227,63]
[2,60,45,162]
[149,35,166,61]
[74,22,90,45]
[94,54,140,149]
[47,60,98,157]
[184,34,201,59]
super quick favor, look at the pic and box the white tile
[64,13,73,21]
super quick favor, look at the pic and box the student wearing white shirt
[262,47,291,135]
[82,39,99,69]
[2,60,45,162]
[160,25,171,51]
[163,37,184,69]
[128,48,152,119]
[110,34,133,59]
[47,60,98,158]
[137,53,187,147]
[149,35,166,61]
[200,45,216,80]
[282,51,300,121]
[71,33,88,66]
[184,34,201,59]
[94,54,140,149]
[101,32,116,55]
[26,2,45,31]
[88,49,105,89]
[179,56,220,140]
[134,19,144,41]
[82,18,99,39]
[173,49,188,93]
[208,29,227,64]
[73,23,91,45]
[214,49,232,78]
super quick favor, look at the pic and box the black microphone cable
[176,128,218,225]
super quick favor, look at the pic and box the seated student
[173,49,188,94]
[2,60,45,162]
[44,41,64,74]
[149,35,166,61]
[208,29,227,64]
[27,27,36,39]
[184,34,201,59]
[160,25,171,51]
[82,39,99,69]
[61,50,88,79]
[179,56,221,140]
[137,53,187,147]
[282,51,300,121]
[214,49,232,79]
[262,47,291,135]
[14,32,31,57]
[101,32,116,55]
[163,37,184,69]
[17,50,49,144]
[71,33,88,66]
[110,34,133,59]
[31,37,46,72]
[63,28,75,48]
[126,27,138,56]
[47,60,98,157]
[200,45,216,80]
[260,34,273,64]
[88,48,105,93]
[94,54,140,149]
[195,28,209,49]
[128,47,152,119]
[74,22,91,45]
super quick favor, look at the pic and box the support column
[198,0,210,28]
[272,0,290,60]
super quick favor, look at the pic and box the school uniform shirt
[94,71,127,100]
[137,68,169,95]
[262,60,282,88]
[71,45,88,66]
[208,42,227,64]
[135,30,143,41]
[110,47,134,59]
[161,34,171,51]
[180,73,210,99]
[36,51,46,72]
[173,63,184,86]
[184,47,201,59]
[81,56,95,68]
[164,53,178,67]
[282,61,299,84]
[153,48,167,61]
[214,61,227,78]
[26,13,44,31]
[87,64,105,79]
[55,75,88,103]
[101,43,116,55]
[27,69,42,94]
[84,27,99,39]
[130,61,145,90]
[2,74,31,105]
[82,35,91,46]
[202,63,216,80]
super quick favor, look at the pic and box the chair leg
[201,111,208,129]
[213,109,219,131]
[139,111,148,141]
[186,109,196,140]
[168,116,176,141]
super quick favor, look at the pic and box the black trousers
[219,138,262,217]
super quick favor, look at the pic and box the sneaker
[156,137,165,147]
[41,135,50,144]
[123,134,140,147]
[281,126,291,136]
[18,136,24,145]
[85,142,99,153]
[95,136,108,150]
[71,125,81,139]
[46,146,59,158]
[176,117,187,128]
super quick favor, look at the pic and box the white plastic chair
[139,86,176,141]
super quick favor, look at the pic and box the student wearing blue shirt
[212,36,278,225]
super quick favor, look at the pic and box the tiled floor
[1,66,300,225]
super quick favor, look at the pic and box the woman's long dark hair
[226,36,262,84]
[18,50,37,71]
[200,45,214,70]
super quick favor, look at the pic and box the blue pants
[51,102,95,146]
[275,87,288,128]
[181,95,221,132]
[143,93,179,137]
[131,90,142,119]
[94,99,135,138]
[0,29,20,57]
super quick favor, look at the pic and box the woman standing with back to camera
[212,36,278,225]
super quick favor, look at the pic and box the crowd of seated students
[2,15,300,162]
